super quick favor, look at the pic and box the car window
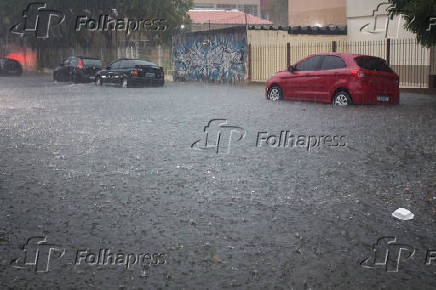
[82,59,102,67]
[120,60,133,69]
[63,58,71,65]
[111,61,121,69]
[294,56,323,71]
[354,56,393,72]
[70,58,79,67]
[321,56,347,70]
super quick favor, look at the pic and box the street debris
[392,208,415,220]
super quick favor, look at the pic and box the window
[63,58,71,65]
[193,3,214,9]
[82,59,102,67]
[216,4,237,10]
[110,61,121,69]
[294,56,323,71]
[70,58,79,67]
[354,56,393,72]
[241,5,258,16]
[321,56,347,70]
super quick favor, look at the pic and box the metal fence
[249,38,435,88]
[1,40,172,74]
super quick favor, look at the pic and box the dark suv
[54,56,103,83]
[95,59,164,88]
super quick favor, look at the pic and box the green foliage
[388,0,436,47]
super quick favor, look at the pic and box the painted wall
[173,27,247,82]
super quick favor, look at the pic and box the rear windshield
[126,60,156,67]
[82,59,102,67]
[354,56,393,72]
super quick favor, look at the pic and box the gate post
[248,44,252,81]
[386,38,391,66]
[286,42,290,68]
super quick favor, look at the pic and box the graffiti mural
[173,27,247,82]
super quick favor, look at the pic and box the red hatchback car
[266,53,399,105]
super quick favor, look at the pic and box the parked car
[0,58,23,76]
[53,56,103,83]
[266,53,399,105]
[95,59,164,88]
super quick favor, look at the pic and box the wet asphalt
[0,73,435,289]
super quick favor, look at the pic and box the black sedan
[54,56,103,83]
[95,59,164,88]
[0,58,23,76]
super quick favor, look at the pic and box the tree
[114,0,192,44]
[388,0,436,47]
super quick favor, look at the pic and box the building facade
[288,0,346,26]
[193,0,261,17]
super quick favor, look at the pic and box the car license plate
[145,72,155,78]
[377,95,389,102]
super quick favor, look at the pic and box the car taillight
[350,69,366,79]
[77,59,83,69]
[130,68,138,77]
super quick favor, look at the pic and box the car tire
[15,68,23,76]
[95,76,102,86]
[267,85,283,101]
[121,78,128,88]
[72,73,79,83]
[333,91,352,106]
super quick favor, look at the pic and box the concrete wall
[288,0,346,26]
[247,29,347,45]
[173,27,248,82]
